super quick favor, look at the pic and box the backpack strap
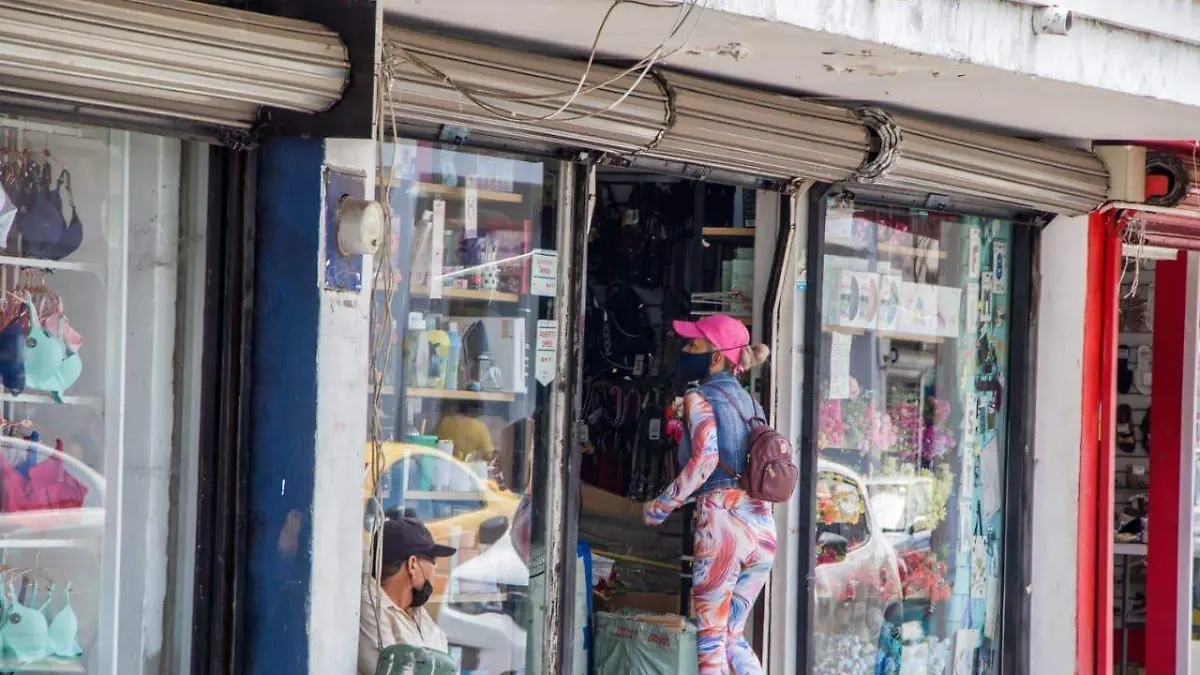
[709,385,759,481]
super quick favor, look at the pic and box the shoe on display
[1117,345,1133,394]
[1117,404,1137,453]
[1134,345,1152,395]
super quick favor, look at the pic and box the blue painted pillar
[245,137,374,675]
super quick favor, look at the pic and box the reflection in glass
[364,140,557,675]
[812,202,1012,675]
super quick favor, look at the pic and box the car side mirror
[479,515,509,546]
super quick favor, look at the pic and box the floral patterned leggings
[692,490,777,675]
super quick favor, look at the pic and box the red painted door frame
[1082,213,1120,675]
[1146,251,1188,675]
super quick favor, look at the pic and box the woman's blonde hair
[732,344,770,374]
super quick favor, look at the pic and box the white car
[439,531,529,675]
[813,460,902,636]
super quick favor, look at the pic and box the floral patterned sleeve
[644,391,718,525]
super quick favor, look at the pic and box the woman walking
[643,314,776,675]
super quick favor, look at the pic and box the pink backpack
[714,388,799,503]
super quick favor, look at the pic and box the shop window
[812,200,1013,675]
[0,119,206,675]
[364,140,560,675]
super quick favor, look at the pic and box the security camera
[1032,6,1073,35]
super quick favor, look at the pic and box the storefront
[0,1,352,674]
[361,23,1112,675]
[1078,143,1200,675]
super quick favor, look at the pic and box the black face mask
[678,350,713,384]
[410,564,433,608]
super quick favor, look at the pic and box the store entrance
[1107,242,1200,675]
[575,169,766,673]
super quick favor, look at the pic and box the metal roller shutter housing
[0,0,350,130]
[385,26,871,183]
[855,110,1109,215]
[385,26,1109,214]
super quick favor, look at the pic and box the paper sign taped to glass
[980,438,1002,521]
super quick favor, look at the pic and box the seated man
[358,517,456,675]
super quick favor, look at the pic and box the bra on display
[0,580,82,664]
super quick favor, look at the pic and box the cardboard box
[603,592,684,616]
[581,484,642,518]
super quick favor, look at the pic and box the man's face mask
[410,559,434,608]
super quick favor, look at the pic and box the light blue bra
[0,581,82,663]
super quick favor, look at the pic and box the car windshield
[869,485,908,532]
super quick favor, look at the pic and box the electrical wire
[367,42,403,657]
[391,0,709,125]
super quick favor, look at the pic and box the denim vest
[682,372,763,496]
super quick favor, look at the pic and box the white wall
[1029,215,1089,675]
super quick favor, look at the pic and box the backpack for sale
[713,388,798,503]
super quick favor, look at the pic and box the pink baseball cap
[672,315,750,366]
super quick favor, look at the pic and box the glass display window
[0,119,132,674]
[364,139,563,675]
[812,198,1014,675]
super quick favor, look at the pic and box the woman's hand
[643,499,667,526]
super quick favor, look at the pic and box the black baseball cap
[379,517,456,565]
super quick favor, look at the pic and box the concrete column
[244,137,373,675]
[1030,214,1088,675]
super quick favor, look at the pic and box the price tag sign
[536,320,557,385]
[531,249,558,297]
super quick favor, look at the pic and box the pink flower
[665,419,685,444]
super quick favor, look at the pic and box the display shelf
[0,537,93,549]
[1114,542,1149,556]
[1117,393,1152,408]
[0,392,103,411]
[379,172,523,204]
[702,227,755,239]
[877,242,948,259]
[824,237,948,260]
[692,311,752,325]
[406,388,516,403]
[822,324,945,345]
[0,254,104,276]
[410,286,522,304]
[0,657,85,673]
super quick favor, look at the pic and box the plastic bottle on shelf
[425,317,451,389]
[445,322,462,390]
[404,312,428,387]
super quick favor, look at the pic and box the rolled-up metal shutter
[387,26,671,156]
[647,74,868,183]
[856,110,1108,215]
[0,0,349,130]
[385,27,869,182]
[385,27,1108,212]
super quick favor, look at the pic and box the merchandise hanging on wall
[0,271,84,402]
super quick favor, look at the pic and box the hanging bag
[712,386,798,503]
